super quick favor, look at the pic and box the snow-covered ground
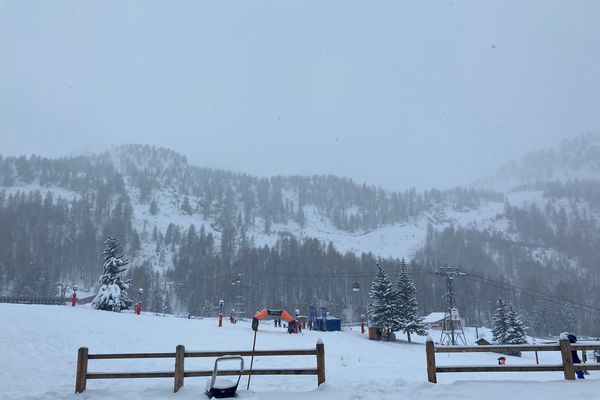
[2,304,598,400]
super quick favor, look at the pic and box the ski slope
[1,304,598,400]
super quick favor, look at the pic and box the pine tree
[181,195,193,215]
[395,259,427,342]
[149,200,159,215]
[368,264,398,338]
[530,305,547,336]
[504,302,528,345]
[492,299,528,348]
[492,298,509,344]
[295,206,306,228]
[150,282,163,313]
[560,303,577,333]
[91,236,133,311]
[162,291,173,314]
[130,229,141,256]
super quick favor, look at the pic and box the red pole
[361,322,365,334]
[218,314,223,327]
[71,292,77,307]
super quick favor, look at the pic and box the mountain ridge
[477,132,600,190]
[1,137,600,335]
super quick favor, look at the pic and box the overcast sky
[1,1,599,190]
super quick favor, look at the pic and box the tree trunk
[407,331,411,343]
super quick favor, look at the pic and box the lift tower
[435,266,467,346]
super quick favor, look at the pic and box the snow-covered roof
[422,312,446,323]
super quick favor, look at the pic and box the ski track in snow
[2,304,599,400]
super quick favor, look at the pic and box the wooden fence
[426,337,600,383]
[0,296,65,305]
[75,342,325,393]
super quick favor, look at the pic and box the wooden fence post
[174,345,185,392]
[559,336,575,380]
[316,340,326,385]
[426,339,437,383]
[75,347,89,393]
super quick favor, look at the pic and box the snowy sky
[1,1,600,190]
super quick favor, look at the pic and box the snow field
[1,304,599,400]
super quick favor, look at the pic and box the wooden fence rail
[0,296,65,305]
[76,342,325,393]
[426,337,600,383]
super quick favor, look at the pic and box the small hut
[422,312,446,330]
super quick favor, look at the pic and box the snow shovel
[205,355,244,399]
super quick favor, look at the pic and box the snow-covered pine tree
[395,259,427,343]
[91,236,133,311]
[181,195,193,215]
[150,279,163,312]
[162,291,173,314]
[369,264,398,338]
[492,298,509,344]
[504,302,528,345]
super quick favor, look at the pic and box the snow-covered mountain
[0,143,509,263]
[477,132,600,190]
[4,139,598,269]
[2,137,600,335]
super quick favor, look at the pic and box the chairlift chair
[205,355,244,398]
